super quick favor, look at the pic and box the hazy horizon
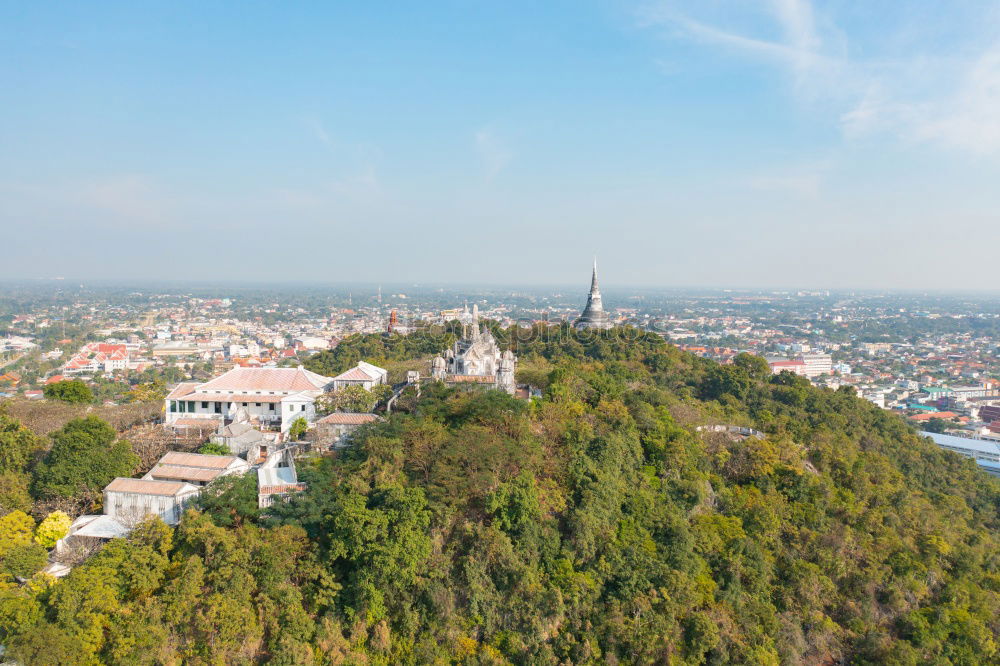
[4,277,1000,299]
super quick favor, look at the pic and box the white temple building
[431,304,516,394]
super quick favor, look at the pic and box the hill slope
[3,327,999,664]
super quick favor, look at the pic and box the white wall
[104,489,198,526]
[165,398,283,424]
[165,394,319,430]
[280,398,314,431]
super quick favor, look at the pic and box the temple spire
[574,257,612,330]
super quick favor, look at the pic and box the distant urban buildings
[802,353,832,377]
[6,267,1000,475]
[768,353,832,379]
[769,359,807,376]
[921,431,1000,477]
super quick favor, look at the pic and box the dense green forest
[304,325,461,378]
[2,326,1000,664]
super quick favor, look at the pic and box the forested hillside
[304,325,460,378]
[3,326,1000,664]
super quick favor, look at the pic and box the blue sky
[3,1,1000,289]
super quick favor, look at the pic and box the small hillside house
[143,451,250,487]
[316,412,381,448]
[103,478,200,526]
[331,361,388,391]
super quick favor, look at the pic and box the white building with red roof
[164,366,335,433]
[62,342,130,374]
[769,359,808,376]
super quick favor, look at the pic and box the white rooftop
[69,514,129,539]
[922,431,1000,457]
[258,466,297,487]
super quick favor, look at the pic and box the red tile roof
[159,451,239,469]
[199,367,331,392]
[189,393,287,403]
[334,367,375,381]
[105,478,196,496]
[170,418,221,428]
[911,411,958,421]
[259,483,306,495]
[166,382,198,399]
[148,465,222,482]
[318,412,380,425]
[86,343,127,355]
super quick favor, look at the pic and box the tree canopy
[42,379,93,404]
[2,328,1000,663]
[316,384,392,414]
[304,328,458,377]
[0,414,43,474]
[32,416,138,500]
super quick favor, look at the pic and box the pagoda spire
[574,256,612,330]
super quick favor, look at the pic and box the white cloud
[902,47,1000,154]
[641,0,1000,155]
[303,116,334,149]
[640,0,845,95]
[475,128,513,179]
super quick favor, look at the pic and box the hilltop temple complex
[431,304,516,394]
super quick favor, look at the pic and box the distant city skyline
[3,2,1000,289]
[6,278,1000,299]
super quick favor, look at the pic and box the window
[214,402,222,414]
[201,401,208,409]
[187,401,195,411]
[301,404,306,411]
[255,402,261,407]
[170,401,177,412]
[269,403,276,411]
